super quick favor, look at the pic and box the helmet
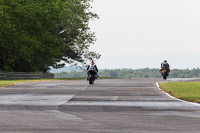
[164,60,167,62]
[91,60,94,64]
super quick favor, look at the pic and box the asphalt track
[0,79,200,133]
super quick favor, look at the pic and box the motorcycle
[160,67,169,80]
[87,70,96,84]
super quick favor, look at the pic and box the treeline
[54,68,200,78]
[0,0,100,72]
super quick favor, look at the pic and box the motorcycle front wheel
[89,76,94,84]
[163,74,167,80]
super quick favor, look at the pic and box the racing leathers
[87,64,98,79]
[160,62,170,74]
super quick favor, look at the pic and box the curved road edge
[156,82,200,107]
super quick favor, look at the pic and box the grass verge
[0,79,60,88]
[0,77,119,88]
[159,82,200,103]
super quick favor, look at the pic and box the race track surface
[0,79,200,133]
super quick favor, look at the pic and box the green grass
[0,79,59,88]
[160,82,200,103]
[0,77,120,88]
[0,78,90,88]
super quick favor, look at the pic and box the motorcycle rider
[160,60,170,74]
[87,60,98,80]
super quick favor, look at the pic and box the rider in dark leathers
[160,60,170,74]
[87,60,98,79]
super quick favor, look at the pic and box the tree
[0,0,100,72]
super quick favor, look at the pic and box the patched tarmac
[0,79,200,132]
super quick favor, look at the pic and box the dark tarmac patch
[0,79,200,132]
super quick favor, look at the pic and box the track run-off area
[0,79,200,133]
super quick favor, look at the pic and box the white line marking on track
[156,82,200,107]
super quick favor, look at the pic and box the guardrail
[0,72,54,80]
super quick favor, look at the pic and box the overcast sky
[89,0,200,69]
